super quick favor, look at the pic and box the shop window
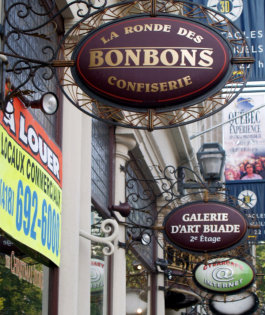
[90,207,108,315]
[91,119,111,211]
[126,250,148,315]
[125,159,158,315]
[91,119,114,315]
[2,2,63,314]
[0,235,49,314]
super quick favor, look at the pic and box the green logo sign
[194,258,255,293]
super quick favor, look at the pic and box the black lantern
[197,143,225,181]
[177,143,225,195]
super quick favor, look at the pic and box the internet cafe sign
[194,258,255,294]
[163,201,248,254]
[72,15,232,112]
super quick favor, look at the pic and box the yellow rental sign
[0,97,62,266]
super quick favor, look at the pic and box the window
[0,235,49,314]
[4,0,64,144]
[91,119,114,315]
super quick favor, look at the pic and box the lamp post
[178,143,226,195]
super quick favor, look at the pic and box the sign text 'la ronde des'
[72,15,232,112]
[163,201,249,254]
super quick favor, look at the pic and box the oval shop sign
[72,15,232,112]
[163,201,248,254]
[194,258,255,294]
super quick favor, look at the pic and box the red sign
[72,15,231,112]
[163,201,248,253]
[1,97,62,187]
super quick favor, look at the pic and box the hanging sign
[72,15,232,112]
[209,292,259,315]
[163,201,248,253]
[91,258,105,293]
[193,258,255,294]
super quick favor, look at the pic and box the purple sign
[163,201,248,253]
[73,16,232,112]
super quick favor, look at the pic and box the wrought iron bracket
[79,219,119,256]
[0,0,255,130]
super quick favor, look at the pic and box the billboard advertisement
[0,97,62,266]
[226,181,265,241]
[193,0,265,81]
[223,93,265,181]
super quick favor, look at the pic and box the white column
[59,101,92,315]
[78,114,92,315]
[111,127,136,315]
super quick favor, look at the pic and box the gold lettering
[127,81,136,91]
[117,80,127,89]
[136,83,145,92]
[151,83,159,92]
[89,50,104,67]
[110,32,119,40]
[177,78,184,88]
[145,83,150,92]
[144,24,153,32]
[159,82,168,91]
[179,49,197,66]
[198,50,214,67]
[88,48,213,68]
[124,49,141,66]
[160,49,179,66]
[153,24,164,31]
[105,50,123,66]
[108,76,116,85]
[124,24,172,34]
[107,76,193,93]
[134,25,143,32]
[124,26,133,34]
[168,81,178,90]
[100,32,119,44]
[143,49,159,66]
[183,75,192,86]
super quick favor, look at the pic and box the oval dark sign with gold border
[72,15,232,112]
[163,201,248,254]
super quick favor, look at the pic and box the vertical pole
[111,127,136,315]
[0,0,5,111]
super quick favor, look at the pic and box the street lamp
[197,143,226,180]
[178,143,225,195]
[28,92,59,115]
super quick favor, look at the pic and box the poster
[226,181,265,241]
[0,97,62,266]
[223,93,265,181]
[191,0,265,81]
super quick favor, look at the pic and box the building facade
[0,0,263,315]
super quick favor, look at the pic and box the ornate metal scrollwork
[80,218,119,256]
[1,0,254,129]
[124,159,261,310]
